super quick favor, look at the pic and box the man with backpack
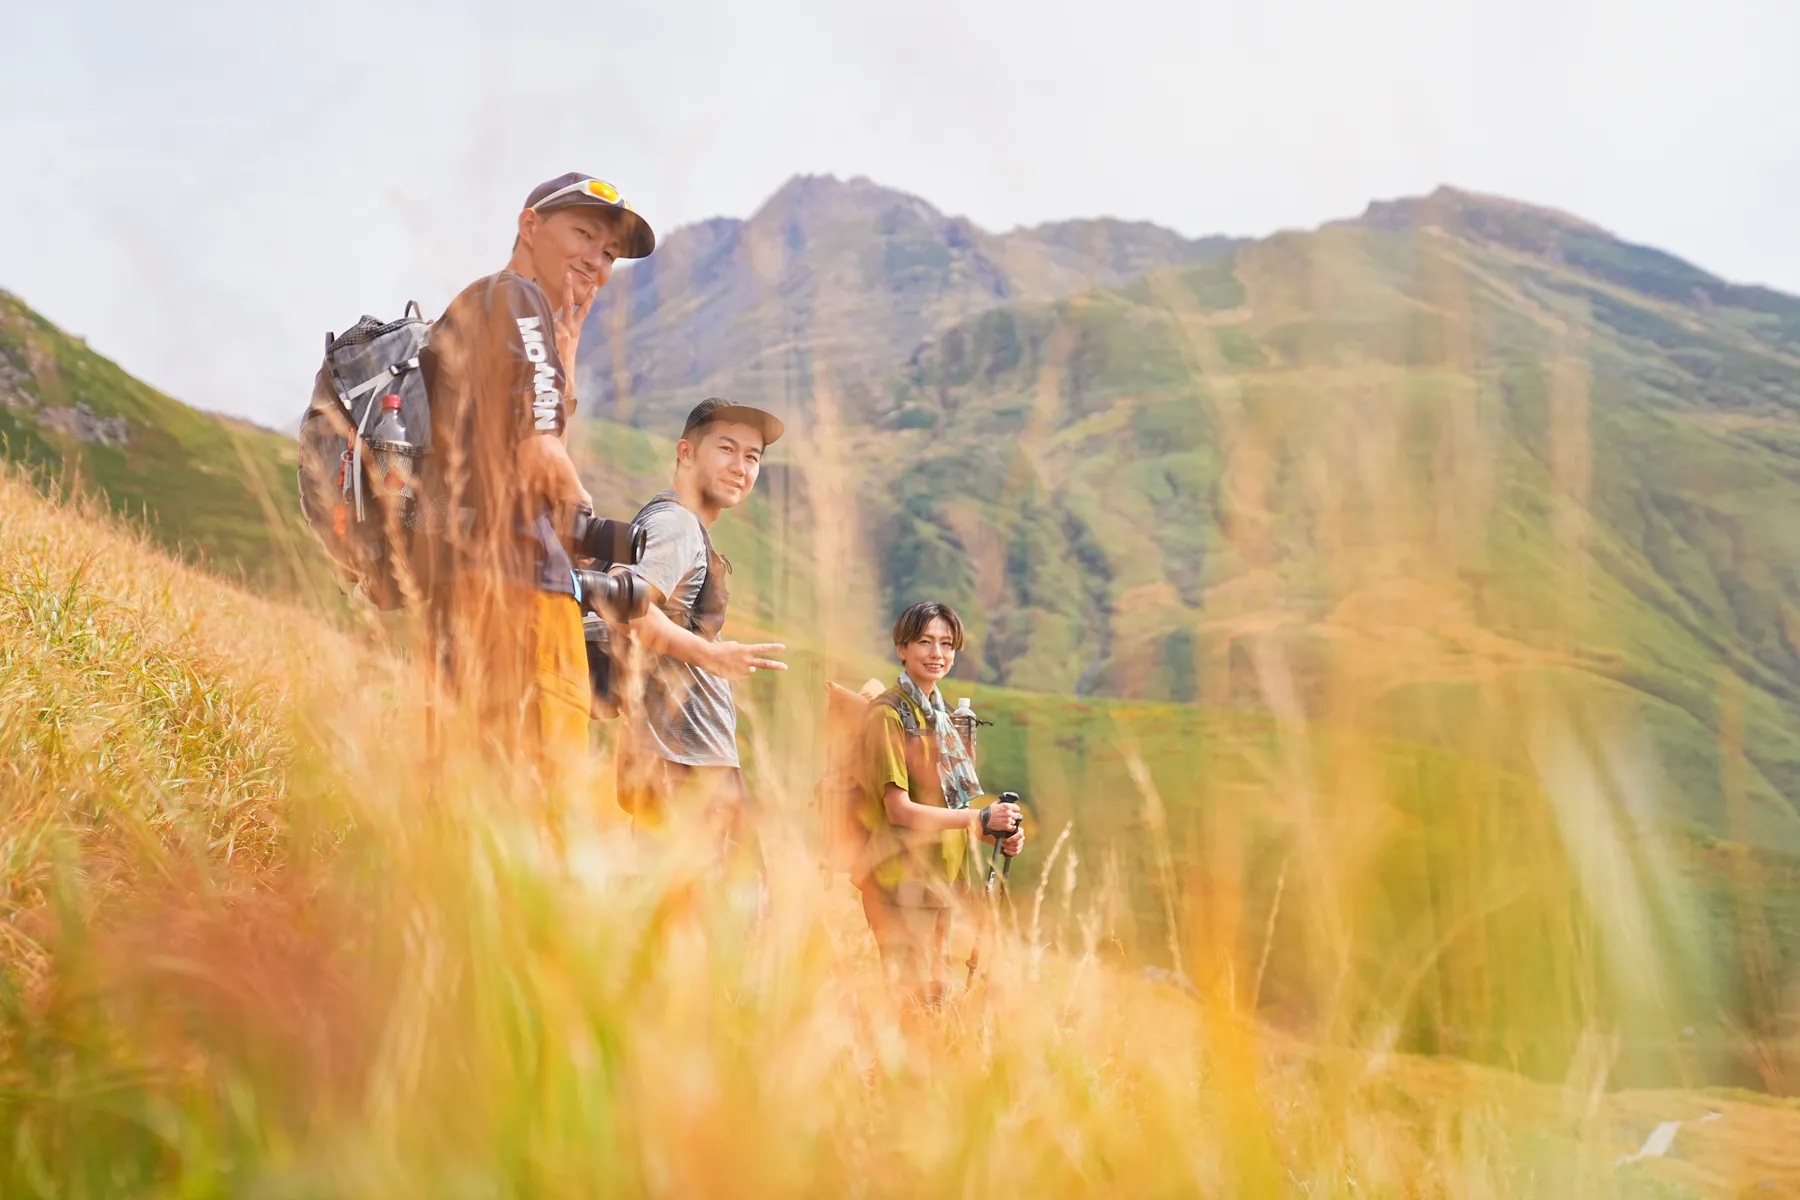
[614,398,789,845]
[857,601,1023,1006]
[418,172,656,813]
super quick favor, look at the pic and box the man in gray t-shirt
[630,492,739,767]
[616,398,788,825]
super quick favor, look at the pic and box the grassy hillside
[562,187,1800,1094]
[5,177,1799,1184]
[3,466,1796,1195]
[0,288,321,593]
[577,417,1800,1091]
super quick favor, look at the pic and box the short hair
[892,601,966,651]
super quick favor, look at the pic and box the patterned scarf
[896,674,984,810]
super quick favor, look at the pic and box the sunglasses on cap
[531,177,635,212]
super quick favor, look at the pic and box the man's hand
[515,433,592,510]
[1001,828,1025,857]
[703,640,788,682]
[556,272,599,374]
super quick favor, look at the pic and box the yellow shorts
[859,886,953,990]
[527,589,591,809]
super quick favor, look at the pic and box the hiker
[418,172,655,816]
[860,601,1023,1004]
[614,398,788,847]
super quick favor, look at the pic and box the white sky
[3,0,1796,428]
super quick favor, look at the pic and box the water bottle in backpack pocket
[297,302,439,610]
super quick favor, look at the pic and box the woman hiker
[858,601,1024,1006]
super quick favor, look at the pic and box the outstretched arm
[622,503,785,680]
[627,603,785,682]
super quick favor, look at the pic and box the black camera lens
[570,510,647,567]
[574,565,650,622]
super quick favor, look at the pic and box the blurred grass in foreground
[1,465,1798,1198]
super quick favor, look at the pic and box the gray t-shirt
[628,495,738,767]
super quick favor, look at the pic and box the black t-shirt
[420,271,576,596]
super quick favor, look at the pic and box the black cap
[524,172,656,259]
[681,397,785,447]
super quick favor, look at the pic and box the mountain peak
[752,173,944,228]
[1356,185,1606,237]
[1346,184,1799,352]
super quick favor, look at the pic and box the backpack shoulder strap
[634,491,702,592]
[872,688,926,738]
[632,492,681,525]
[634,493,726,636]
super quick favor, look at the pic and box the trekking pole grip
[979,794,1021,839]
[998,792,1021,857]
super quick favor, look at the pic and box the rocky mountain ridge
[576,173,1243,429]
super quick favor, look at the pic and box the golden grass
[0,463,1796,1198]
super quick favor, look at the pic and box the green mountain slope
[573,180,1800,862]
[0,289,318,591]
[860,187,1800,851]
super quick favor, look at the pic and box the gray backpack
[296,303,436,609]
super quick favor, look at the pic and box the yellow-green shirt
[863,690,971,907]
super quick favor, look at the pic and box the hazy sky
[4,0,1796,428]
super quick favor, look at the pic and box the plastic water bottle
[368,393,414,502]
[950,696,979,762]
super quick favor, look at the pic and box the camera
[570,507,646,568]
[574,564,648,621]
[567,505,651,622]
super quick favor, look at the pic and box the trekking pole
[986,791,1021,893]
[964,792,1023,986]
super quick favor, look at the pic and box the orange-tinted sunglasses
[531,177,634,212]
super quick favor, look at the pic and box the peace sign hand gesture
[555,271,599,379]
[705,641,788,683]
